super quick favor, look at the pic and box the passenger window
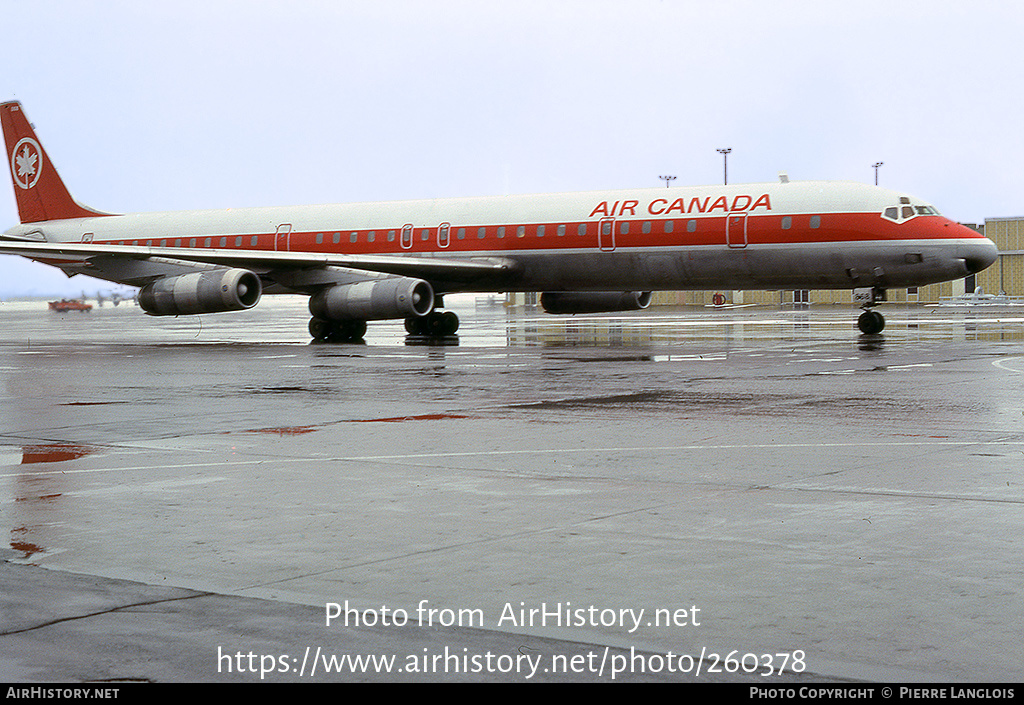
[642,221,652,234]
[235,236,242,246]
[316,233,323,244]
[477,227,486,239]
[664,221,674,233]
[781,216,791,230]
[557,224,566,236]
[498,227,506,239]
[333,232,341,244]
[219,237,227,247]
[350,232,358,243]
[687,220,696,233]
[250,236,258,246]
[457,228,465,240]
[577,223,587,236]
[368,231,376,243]
[537,225,545,237]
[619,222,629,235]
[388,230,396,242]
[809,215,821,229]
[517,225,526,238]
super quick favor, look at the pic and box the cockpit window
[882,199,940,223]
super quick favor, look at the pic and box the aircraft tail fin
[2,101,109,223]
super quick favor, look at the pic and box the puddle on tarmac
[20,443,96,464]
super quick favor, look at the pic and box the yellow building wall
[669,284,961,307]
[976,218,1024,296]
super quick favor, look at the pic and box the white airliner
[2,101,998,338]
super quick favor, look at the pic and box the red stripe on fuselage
[96,212,983,254]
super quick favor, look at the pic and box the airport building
[975,217,1024,297]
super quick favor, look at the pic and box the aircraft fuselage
[2,181,995,293]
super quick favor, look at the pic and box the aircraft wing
[0,239,521,286]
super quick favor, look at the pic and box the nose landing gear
[854,287,887,335]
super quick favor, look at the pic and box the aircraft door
[275,223,292,251]
[599,217,616,251]
[726,212,748,248]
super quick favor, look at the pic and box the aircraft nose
[962,238,998,274]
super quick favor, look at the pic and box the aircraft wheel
[857,310,885,335]
[440,311,459,335]
[327,320,367,342]
[309,317,332,340]
[344,320,367,340]
[425,311,446,336]
[405,316,426,335]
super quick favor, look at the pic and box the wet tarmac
[1,296,1022,682]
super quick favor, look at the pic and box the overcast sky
[2,0,1022,296]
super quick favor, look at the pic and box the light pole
[659,175,676,188]
[873,162,884,186]
[717,148,732,185]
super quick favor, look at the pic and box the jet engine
[308,277,434,321]
[138,268,262,316]
[540,291,653,315]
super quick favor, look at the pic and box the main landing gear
[404,310,460,337]
[307,310,461,342]
[404,294,460,337]
[308,317,367,342]
[854,287,886,335]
